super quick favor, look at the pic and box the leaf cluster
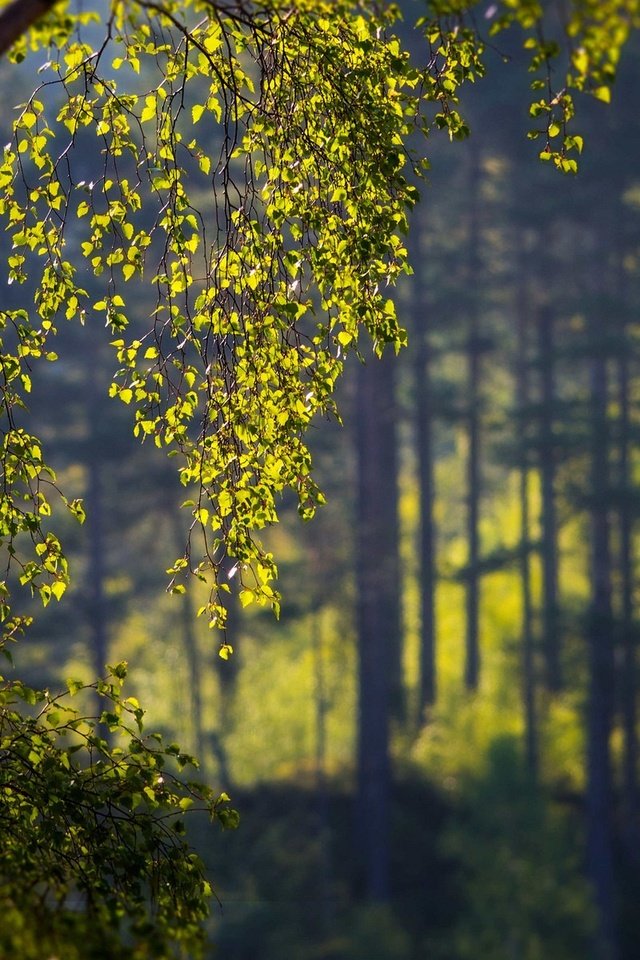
[0,0,631,626]
[0,660,237,959]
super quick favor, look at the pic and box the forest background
[2,0,640,958]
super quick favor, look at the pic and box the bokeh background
[5,3,640,957]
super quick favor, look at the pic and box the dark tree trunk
[212,561,239,787]
[537,304,562,692]
[182,592,207,770]
[414,235,437,716]
[379,356,403,725]
[311,604,335,935]
[354,349,401,901]
[516,259,538,781]
[86,353,108,721]
[587,339,618,960]
[519,450,538,781]
[464,147,482,692]
[168,501,235,783]
[87,442,107,712]
[613,256,639,845]
[216,565,240,702]
[169,506,208,780]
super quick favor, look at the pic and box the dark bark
[312,606,328,798]
[379,357,403,724]
[354,349,401,901]
[168,502,210,772]
[414,239,437,715]
[182,590,207,771]
[515,259,538,781]
[0,0,57,56]
[464,147,482,691]
[311,605,335,935]
[519,449,538,780]
[216,565,240,709]
[171,514,207,774]
[537,304,562,692]
[587,341,618,960]
[360,350,403,721]
[86,442,108,716]
[212,560,239,786]
[85,355,108,721]
[613,254,639,844]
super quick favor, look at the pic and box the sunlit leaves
[493,0,640,171]
[0,0,626,639]
[0,0,634,955]
[0,0,432,628]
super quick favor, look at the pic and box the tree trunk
[311,604,335,936]
[87,444,108,712]
[414,232,437,716]
[587,338,618,960]
[212,560,239,787]
[537,304,562,692]
[613,248,639,847]
[183,592,208,770]
[354,348,401,901]
[464,147,482,691]
[216,562,240,696]
[516,256,538,781]
[86,350,108,721]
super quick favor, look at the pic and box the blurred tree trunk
[170,509,236,784]
[414,230,437,716]
[181,588,209,773]
[216,559,241,705]
[213,561,239,787]
[587,326,618,960]
[613,242,639,847]
[171,513,207,774]
[354,349,401,901]
[537,304,562,692]
[86,448,107,699]
[464,146,482,691]
[311,602,335,937]
[86,348,108,720]
[516,249,538,781]
[616,346,638,838]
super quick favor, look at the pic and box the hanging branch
[0,0,58,55]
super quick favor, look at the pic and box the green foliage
[491,0,640,171]
[0,1,637,957]
[0,3,445,951]
[1,0,427,627]
[0,659,237,959]
[1,0,627,632]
